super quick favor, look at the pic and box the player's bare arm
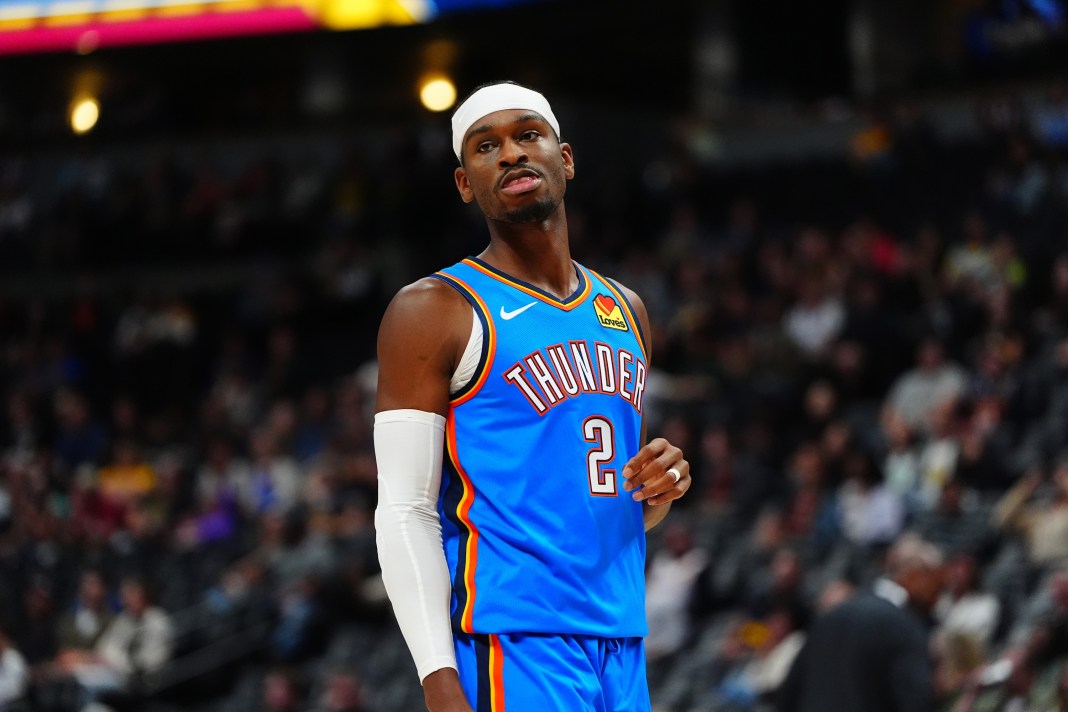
[376,277,471,416]
[376,278,476,712]
[613,283,692,530]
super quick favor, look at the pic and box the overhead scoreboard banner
[0,0,523,54]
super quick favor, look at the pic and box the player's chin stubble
[502,196,557,224]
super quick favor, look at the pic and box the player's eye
[476,141,494,153]
[520,130,540,141]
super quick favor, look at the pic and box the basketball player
[374,81,692,712]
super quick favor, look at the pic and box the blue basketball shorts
[453,631,651,712]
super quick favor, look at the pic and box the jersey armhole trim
[429,272,496,406]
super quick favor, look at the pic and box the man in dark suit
[778,535,945,712]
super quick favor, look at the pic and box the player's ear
[454,166,475,203]
[560,143,575,180]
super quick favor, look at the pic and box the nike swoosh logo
[499,301,537,320]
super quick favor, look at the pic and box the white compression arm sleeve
[374,408,457,682]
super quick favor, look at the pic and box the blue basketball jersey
[430,257,649,638]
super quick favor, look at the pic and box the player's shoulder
[380,275,471,337]
[609,279,644,309]
[583,265,642,306]
[390,274,468,309]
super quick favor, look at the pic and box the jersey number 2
[583,416,617,496]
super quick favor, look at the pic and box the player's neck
[480,215,576,300]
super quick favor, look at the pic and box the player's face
[454,109,575,224]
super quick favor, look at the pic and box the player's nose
[498,139,528,168]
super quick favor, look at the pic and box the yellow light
[70,97,100,134]
[420,77,456,113]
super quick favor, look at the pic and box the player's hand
[423,669,474,712]
[622,437,690,506]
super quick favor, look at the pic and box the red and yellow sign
[0,0,430,54]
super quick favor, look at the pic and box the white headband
[451,83,560,160]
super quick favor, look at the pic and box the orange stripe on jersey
[446,413,480,633]
[462,258,591,311]
[588,269,648,361]
[489,634,506,712]
[441,273,497,408]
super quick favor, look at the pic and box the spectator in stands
[315,669,368,712]
[208,366,261,433]
[837,450,905,547]
[645,522,709,661]
[948,637,1059,711]
[263,667,308,712]
[194,436,250,511]
[256,507,335,594]
[53,391,109,473]
[883,337,967,435]
[914,478,993,556]
[882,411,923,510]
[944,214,997,292]
[783,275,845,361]
[105,496,171,592]
[742,547,809,627]
[969,335,1024,406]
[954,398,1012,493]
[97,440,157,504]
[56,570,114,651]
[201,555,276,635]
[241,428,301,516]
[47,576,173,710]
[12,578,58,666]
[3,391,40,462]
[917,400,962,508]
[697,423,775,522]
[778,534,944,712]
[720,609,806,708]
[72,467,127,544]
[796,381,839,447]
[932,629,987,708]
[1007,570,1068,661]
[819,419,854,487]
[1038,255,1068,334]
[783,443,839,557]
[93,576,174,685]
[0,629,29,708]
[993,458,1068,570]
[814,579,855,613]
[270,573,327,664]
[293,387,332,464]
[177,440,239,549]
[935,552,1002,651]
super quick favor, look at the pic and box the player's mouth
[500,168,542,195]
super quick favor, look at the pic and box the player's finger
[622,456,664,491]
[630,456,687,500]
[623,450,674,495]
[623,439,679,490]
[622,438,672,480]
[642,464,692,505]
[621,440,663,481]
[631,470,674,501]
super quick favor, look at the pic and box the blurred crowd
[3,83,1068,711]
